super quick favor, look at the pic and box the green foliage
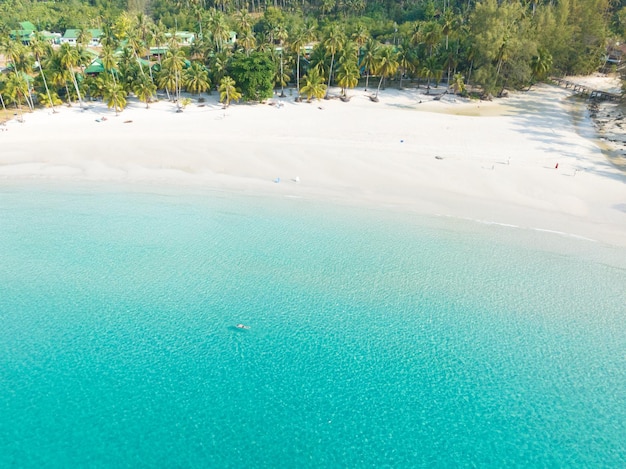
[229,51,274,102]
[0,0,621,108]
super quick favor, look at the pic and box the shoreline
[1,83,626,248]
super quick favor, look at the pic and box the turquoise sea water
[1,182,625,467]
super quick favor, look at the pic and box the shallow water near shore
[1,182,625,467]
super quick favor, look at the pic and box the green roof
[63,29,81,39]
[88,28,103,38]
[84,59,105,74]
[19,21,36,31]
[10,30,34,40]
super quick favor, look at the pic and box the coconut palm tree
[45,52,73,105]
[4,72,30,121]
[157,65,177,101]
[133,73,157,108]
[374,46,399,99]
[396,40,416,89]
[207,9,230,53]
[351,23,369,49]
[100,45,118,85]
[218,76,241,107]
[452,72,466,95]
[234,9,253,35]
[361,38,380,91]
[30,34,56,112]
[290,31,307,100]
[127,31,148,77]
[183,61,211,95]
[336,62,360,98]
[58,43,84,107]
[1,38,34,111]
[149,21,168,66]
[420,56,443,94]
[103,79,127,115]
[162,46,187,108]
[323,24,346,97]
[300,66,327,102]
[528,47,552,90]
[238,29,256,56]
[208,51,229,90]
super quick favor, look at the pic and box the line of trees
[0,0,620,115]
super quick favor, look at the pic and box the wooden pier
[551,77,621,101]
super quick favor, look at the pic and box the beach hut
[60,29,80,46]
[88,29,103,47]
[9,21,37,45]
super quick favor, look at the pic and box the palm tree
[133,73,157,108]
[374,46,399,99]
[234,9,253,35]
[218,76,241,107]
[208,51,229,90]
[420,56,443,94]
[452,73,466,95]
[149,21,168,66]
[396,40,416,89]
[1,38,34,111]
[45,52,73,106]
[157,65,177,101]
[238,29,256,56]
[440,10,456,50]
[162,46,187,108]
[290,31,307,101]
[336,62,360,98]
[528,48,552,90]
[351,23,369,49]
[323,24,345,97]
[419,21,443,57]
[100,45,118,85]
[300,67,327,102]
[127,31,148,77]
[4,72,30,121]
[183,61,211,95]
[58,43,84,107]
[77,29,92,47]
[361,39,380,91]
[207,9,230,53]
[103,79,127,115]
[30,34,56,113]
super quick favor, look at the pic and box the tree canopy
[0,0,621,113]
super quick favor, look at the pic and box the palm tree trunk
[69,69,84,108]
[38,60,56,113]
[365,72,370,91]
[325,53,335,98]
[296,52,301,99]
[375,74,384,98]
[14,69,33,112]
[65,83,72,105]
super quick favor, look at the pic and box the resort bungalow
[164,31,196,46]
[88,29,103,47]
[60,29,80,46]
[9,21,36,45]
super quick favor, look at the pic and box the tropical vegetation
[0,0,622,117]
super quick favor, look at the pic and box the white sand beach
[1,83,625,246]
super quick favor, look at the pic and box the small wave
[438,214,598,243]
